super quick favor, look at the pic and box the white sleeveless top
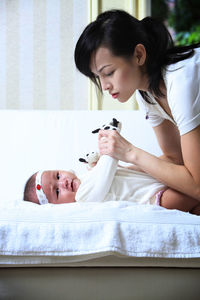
[136,48,200,136]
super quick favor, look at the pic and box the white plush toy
[79,151,100,168]
[79,118,121,168]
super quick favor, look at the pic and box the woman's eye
[57,173,60,180]
[56,188,59,198]
[106,71,114,77]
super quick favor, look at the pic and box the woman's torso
[136,48,200,136]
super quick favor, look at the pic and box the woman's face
[90,45,148,103]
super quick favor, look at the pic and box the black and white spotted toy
[91,117,121,134]
[79,118,121,168]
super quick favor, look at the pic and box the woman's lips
[111,93,119,99]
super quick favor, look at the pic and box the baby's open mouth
[66,179,73,191]
[72,179,80,192]
[71,180,73,191]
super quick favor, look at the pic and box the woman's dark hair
[74,9,200,103]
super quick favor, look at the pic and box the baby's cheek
[66,191,76,203]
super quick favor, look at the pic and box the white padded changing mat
[0,201,200,267]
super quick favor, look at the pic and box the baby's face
[42,170,81,204]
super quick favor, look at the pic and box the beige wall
[0,0,88,110]
[0,0,150,110]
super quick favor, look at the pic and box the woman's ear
[134,44,146,66]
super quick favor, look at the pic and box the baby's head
[24,170,81,205]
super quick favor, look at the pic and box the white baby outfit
[75,156,165,204]
[136,48,200,136]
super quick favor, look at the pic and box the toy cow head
[79,118,121,168]
[79,151,100,168]
[92,118,121,134]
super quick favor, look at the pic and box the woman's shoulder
[164,48,200,135]
[166,48,200,74]
[164,48,200,88]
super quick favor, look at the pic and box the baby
[24,118,200,215]
[24,169,81,205]
[24,162,200,215]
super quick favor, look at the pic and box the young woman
[74,10,200,210]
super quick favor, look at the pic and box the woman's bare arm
[153,120,183,165]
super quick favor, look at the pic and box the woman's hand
[98,129,135,163]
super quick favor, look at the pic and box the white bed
[0,110,200,300]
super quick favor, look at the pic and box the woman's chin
[117,97,129,103]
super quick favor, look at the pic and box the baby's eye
[56,188,59,198]
[57,172,60,180]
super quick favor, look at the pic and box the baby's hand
[87,161,97,170]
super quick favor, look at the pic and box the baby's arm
[75,155,118,202]
[160,188,200,215]
[120,164,145,173]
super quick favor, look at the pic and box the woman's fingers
[98,129,134,162]
[98,129,118,152]
[98,129,111,140]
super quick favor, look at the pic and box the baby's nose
[59,178,67,187]
[59,178,72,191]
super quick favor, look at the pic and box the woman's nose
[101,78,111,91]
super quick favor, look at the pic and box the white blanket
[0,201,200,266]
